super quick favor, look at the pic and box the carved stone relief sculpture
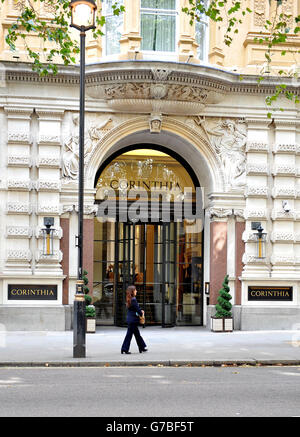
[62,115,113,180]
[194,116,247,190]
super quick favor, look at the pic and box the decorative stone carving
[7,133,30,144]
[272,186,296,198]
[208,208,233,219]
[194,117,247,189]
[6,202,32,215]
[246,141,269,153]
[151,68,171,81]
[273,143,298,154]
[36,180,61,192]
[7,155,31,167]
[270,255,295,266]
[6,226,32,238]
[271,209,295,221]
[36,250,63,263]
[38,135,61,144]
[271,232,295,243]
[246,164,269,175]
[7,179,31,191]
[6,250,32,262]
[37,156,61,168]
[245,209,268,219]
[245,185,269,197]
[37,204,61,215]
[273,165,296,176]
[149,114,162,133]
[254,0,266,27]
[62,115,113,180]
[242,253,268,264]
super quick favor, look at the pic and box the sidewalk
[0,326,300,367]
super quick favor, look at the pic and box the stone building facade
[0,0,300,330]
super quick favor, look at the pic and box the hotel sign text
[248,286,293,301]
[8,285,58,300]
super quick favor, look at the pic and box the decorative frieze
[38,135,61,145]
[7,155,31,167]
[245,185,269,198]
[244,209,268,220]
[272,186,296,198]
[272,165,297,176]
[246,141,269,153]
[37,156,61,168]
[35,250,63,263]
[246,164,269,175]
[271,209,295,221]
[6,249,32,262]
[270,255,296,266]
[208,207,233,219]
[6,202,32,215]
[7,179,31,191]
[6,226,32,239]
[7,133,31,144]
[37,204,61,215]
[271,232,295,243]
[36,180,61,192]
[242,253,269,264]
[273,143,298,154]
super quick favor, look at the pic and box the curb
[0,359,300,367]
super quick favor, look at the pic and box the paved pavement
[0,326,300,367]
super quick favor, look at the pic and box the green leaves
[215,275,232,318]
[1,0,124,76]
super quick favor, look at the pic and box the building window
[103,0,123,56]
[140,0,177,52]
[195,5,208,61]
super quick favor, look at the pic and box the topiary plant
[83,270,96,318]
[215,274,232,318]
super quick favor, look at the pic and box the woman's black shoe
[139,348,148,353]
[121,350,131,354]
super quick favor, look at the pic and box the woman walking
[121,285,148,354]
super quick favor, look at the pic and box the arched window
[140,0,177,53]
[103,0,123,56]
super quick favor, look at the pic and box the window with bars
[140,0,177,53]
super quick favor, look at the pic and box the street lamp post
[70,0,97,358]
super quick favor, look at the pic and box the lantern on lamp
[42,217,55,256]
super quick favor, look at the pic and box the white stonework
[0,60,299,330]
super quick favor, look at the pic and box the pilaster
[119,0,142,60]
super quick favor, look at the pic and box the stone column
[243,117,271,278]
[271,119,299,278]
[4,107,33,274]
[178,0,199,63]
[35,109,64,275]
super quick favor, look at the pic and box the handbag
[139,314,145,325]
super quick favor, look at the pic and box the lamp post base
[73,281,86,358]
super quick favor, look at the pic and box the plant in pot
[83,270,96,333]
[211,274,233,332]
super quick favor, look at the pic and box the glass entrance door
[93,219,203,327]
[115,222,176,327]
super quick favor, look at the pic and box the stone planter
[211,316,233,332]
[86,317,96,333]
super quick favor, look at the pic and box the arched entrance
[93,144,204,327]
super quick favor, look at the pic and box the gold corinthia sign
[8,285,58,300]
[248,286,293,301]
